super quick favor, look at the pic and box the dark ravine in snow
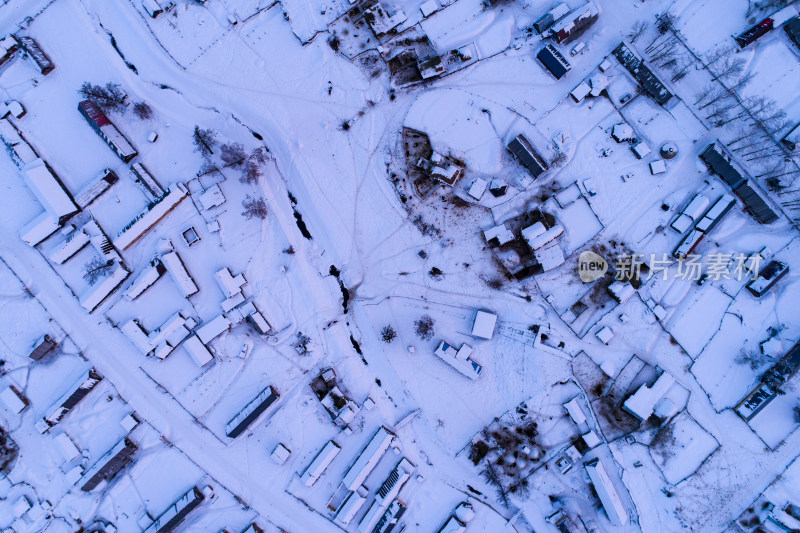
[287,191,313,239]
[329,265,350,313]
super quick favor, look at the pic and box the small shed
[483,224,514,246]
[271,443,291,464]
[471,310,497,339]
[649,160,666,175]
[468,178,487,200]
[632,140,651,159]
[611,123,633,142]
[595,326,614,344]
[29,334,57,360]
[570,81,592,103]
[0,385,29,413]
[420,0,437,17]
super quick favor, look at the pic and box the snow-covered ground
[1,0,800,531]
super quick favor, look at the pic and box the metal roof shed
[471,310,497,339]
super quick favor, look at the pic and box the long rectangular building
[74,168,118,209]
[342,427,395,491]
[80,437,137,491]
[143,486,204,533]
[114,186,188,250]
[699,142,779,223]
[612,42,672,106]
[161,251,198,297]
[584,458,628,525]
[302,440,342,486]
[225,386,280,438]
[79,263,130,312]
[17,36,54,74]
[43,369,102,429]
[78,100,137,162]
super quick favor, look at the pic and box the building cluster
[483,207,567,279]
[323,426,416,532]
[0,312,149,530]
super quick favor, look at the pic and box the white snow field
[1,0,800,532]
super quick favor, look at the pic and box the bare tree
[83,257,113,285]
[241,160,262,184]
[551,149,567,168]
[220,143,247,167]
[703,46,732,71]
[628,20,647,43]
[193,126,217,156]
[694,85,717,106]
[656,12,677,35]
[381,325,397,343]
[240,147,269,184]
[242,195,268,220]
[644,11,678,51]
[710,52,745,82]
[79,82,126,112]
[650,36,679,63]
[414,315,435,341]
[671,58,693,82]
[698,88,733,110]
[751,99,787,135]
[706,102,737,126]
[133,102,153,120]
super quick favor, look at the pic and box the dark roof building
[611,43,672,105]
[142,486,205,533]
[735,181,779,224]
[508,134,548,178]
[225,386,280,438]
[43,369,103,428]
[735,18,773,48]
[747,260,789,297]
[699,142,779,224]
[699,142,746,188]
[80,438,137,491]
[29,334,57,361]
[786,17,800,49]
[537,44,571,79]
[736,343,800,421]
[17,36,54,74]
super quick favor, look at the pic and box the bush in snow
[83,257,113,286]
[381,325,397,343]
[133,101,153,120]
[414,315,435,341]
[428,267,444,280]
[294,332,311,354]
[79,82,127,112]
[0,427,18,474]
[242,195,268,220]
[193,126,217,156]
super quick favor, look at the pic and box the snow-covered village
[1,0,800,531]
